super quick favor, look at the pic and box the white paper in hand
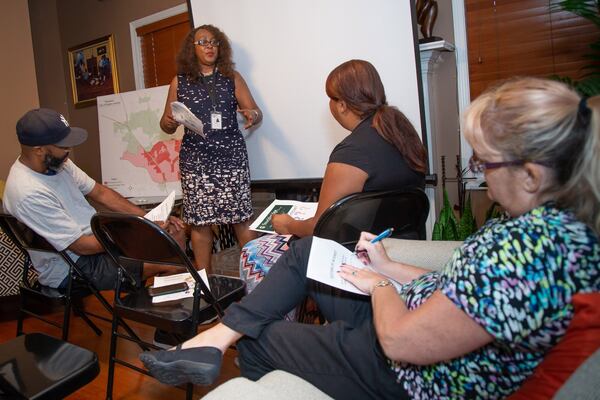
[249,199,318,234]
[307,237,402,295]
[306,237,368,295]
[144,190,176,222]
[171,101,205,138]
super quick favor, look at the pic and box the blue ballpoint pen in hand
[354,227,394,256]
[370,227,394,244]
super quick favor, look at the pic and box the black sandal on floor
[139,346,223,386]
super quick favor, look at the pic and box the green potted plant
[550,1,600,96]
[432,189,503,241]
[432,188,478,241]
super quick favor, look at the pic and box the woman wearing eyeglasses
[142,77,598,399]
[160,25,262,273]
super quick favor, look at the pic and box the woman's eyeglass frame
[194,39,220,47]
[468,155,528,174]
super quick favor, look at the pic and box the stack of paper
[171,101,205,138]
[151,270,210,304]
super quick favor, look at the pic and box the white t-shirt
[3,158,97,287]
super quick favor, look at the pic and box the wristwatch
[371,279,393,294]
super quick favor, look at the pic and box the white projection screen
[189,0,425,181]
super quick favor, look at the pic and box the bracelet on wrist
[371,279,393,295]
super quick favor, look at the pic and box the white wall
[190,0,424,181]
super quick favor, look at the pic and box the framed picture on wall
[67,35,119,107]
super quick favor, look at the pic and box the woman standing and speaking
[161,25,262,272]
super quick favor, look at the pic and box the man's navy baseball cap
[16,108,88,147]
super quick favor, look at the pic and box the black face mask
[43,152,69,172]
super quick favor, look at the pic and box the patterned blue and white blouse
[391,202,599,399]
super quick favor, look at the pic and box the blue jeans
[58,254,142,290]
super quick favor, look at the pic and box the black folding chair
[314,187,430,246]
[295,187,430,323]
[0,332,99,399]
[0,213,115,341]
[90,212,246,400]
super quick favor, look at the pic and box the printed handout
[171,101,205,138]
[144,190,176,222]
[306,236,401,295]
[151,270,210,304]
[306,237,369,295]
[249,199,318,234]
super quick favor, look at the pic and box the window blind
[467,0,600,98]
[136,13,190,88]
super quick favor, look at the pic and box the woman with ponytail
[241,59,427,295]
[142,77,598,399]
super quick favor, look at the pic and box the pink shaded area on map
[122,139,181,183]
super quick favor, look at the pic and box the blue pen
[370,227,394,244]
[355,228,394,255]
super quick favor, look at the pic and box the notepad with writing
[306,237,369,295]
[306,237,402,296]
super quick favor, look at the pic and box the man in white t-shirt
[3,108,185,290]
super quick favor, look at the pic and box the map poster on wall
[97,85,183,198]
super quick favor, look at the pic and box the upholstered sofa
[202,238,600,399]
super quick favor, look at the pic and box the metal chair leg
[62,298,72,341]
[16,310,24,337]
[105,313,120,400]
[16,294,25,336]
[117,317,150,351]
[89,287,149,351]
[185,383,194,400]
[74,306,103,336]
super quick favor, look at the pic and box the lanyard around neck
[200,66,218,111]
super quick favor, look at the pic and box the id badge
[211,111,222,130]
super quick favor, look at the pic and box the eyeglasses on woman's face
[468,154,528,174]
[194,39,220,47]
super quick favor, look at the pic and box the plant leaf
[551,0,600,27]
[457,193,477,241]
[432,219,442,241]
[576,76,600,96]
[442,218,458,241]
[434,188,460,240]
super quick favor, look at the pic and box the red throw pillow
[508,293,600,400]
